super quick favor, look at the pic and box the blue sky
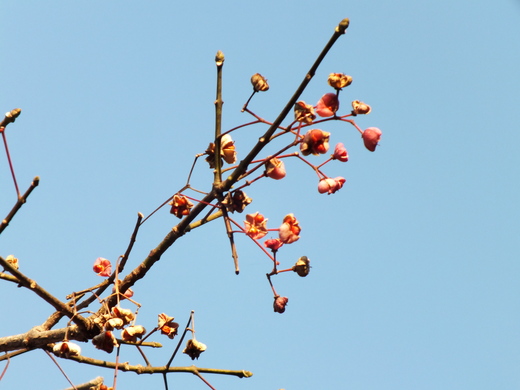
[1,1,519,389]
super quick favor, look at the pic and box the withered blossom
[92,331,118,353]
[327,73,353,90]
[351,100,371,115]
[251,73,269,92]
[292,256,311,277]
[300,129,330,156]
[273,296,289,314]
[294,101,316,124]
[222,190,252,213]
[183,338,207,360]
[169,194,194,218]
[121,325,146,342]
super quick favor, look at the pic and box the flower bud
[316,93,339,117]
[264,238,283,252]
[265,157,286,180]
[279,214,301,244]
[351,100,371,115]
[251,73,269,92]
[362,127,382,152]
[327,73,352,90]
[332,142,348,162]
[273,296,289,313]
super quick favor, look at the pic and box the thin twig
[0,176,39,235]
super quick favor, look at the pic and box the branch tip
[336,18,350,34]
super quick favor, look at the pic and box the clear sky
[1,1,519,389]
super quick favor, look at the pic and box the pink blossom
[318,177,346,194]
[279,214,301,244]
[300,129,330,156]
[93,257,112,277]
[316,93,339,117]
[362,127,382,152]
[264,238,284,252]
[265,158,286,180]
[244,212,268,240]
[332,142,348,162]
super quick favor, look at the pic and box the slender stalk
[213,50,225,185]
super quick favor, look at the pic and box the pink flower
[279,214,301,244]
[273,296,289,313]
[318,177,346,194]
[362,127,382,152]
[300,129,330,156]
[244,212,268,240]
[332,142,348,162]
[264,238,284,252]
[93,257,112,277]
[265,157,286,180]
[316,93,339,117]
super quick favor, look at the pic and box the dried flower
[221,134,237,164]
[294,101,316,124]
[183,338,207,360]
[244,212,268,240]
[332,142,349,162]
[158,313,180,339]
[222,190,252,213]
[265,157,286,180]
[264,238,284,252]
[351,100,371,115]
[273,296,289,313]
[300,129,330,156]
[204,134,237,168]
[316,93,339,117]
[327,73,353,89]
[93,331,118,353]
[279,214,301,244]
[5,255,19,270]
[105,317,125,331]
[362,127,382,152]
[318,177,346,194]
[53,341,82,358]
[251,73,269,92]
[121,325,146,342]
[169,194,194,218]
[111,307,135,326]
[292,256,311,277]
[93,257,112,277]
